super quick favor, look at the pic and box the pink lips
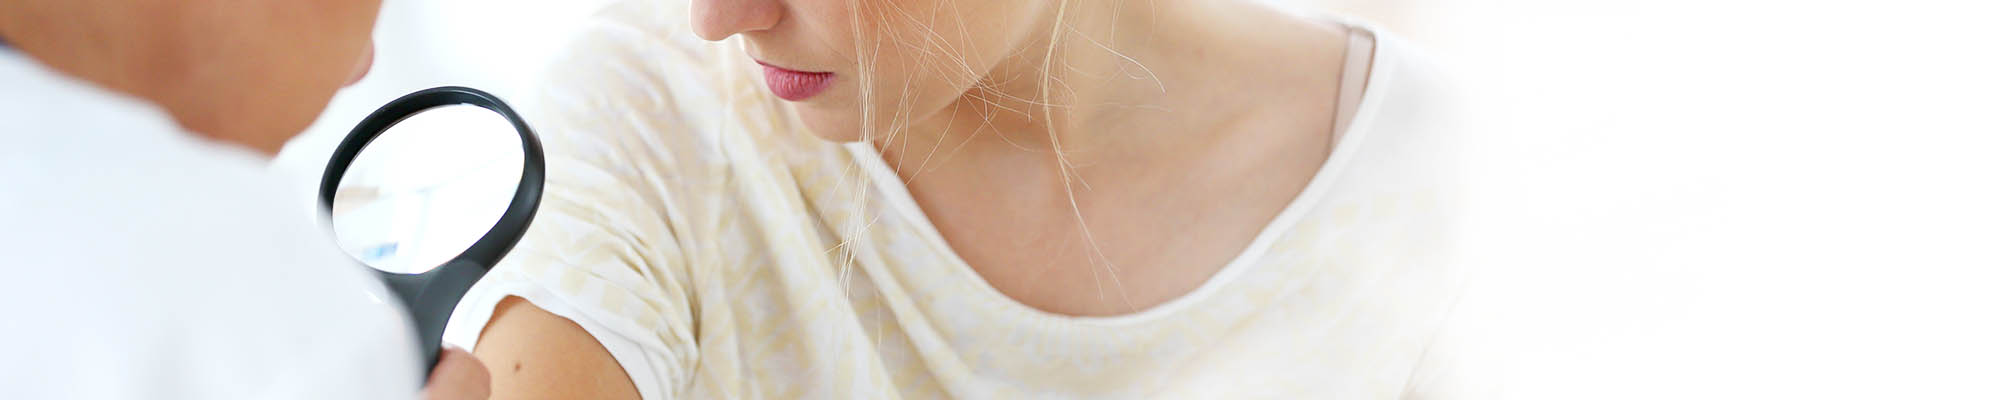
[757,61,835,101]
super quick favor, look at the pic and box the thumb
[423,346,492,400]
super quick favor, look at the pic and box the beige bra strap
[1332,26,1376,143]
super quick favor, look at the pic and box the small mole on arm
[513,362,522,373]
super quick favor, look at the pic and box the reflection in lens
[330,105,524,274]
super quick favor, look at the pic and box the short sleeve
[440,4,731,399]
[443,147,700,400]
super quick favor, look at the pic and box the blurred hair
[826,0,1137,309]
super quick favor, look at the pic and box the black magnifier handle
[321,86,544,382]
[377,260,488,370]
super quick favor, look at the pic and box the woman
[443,0,1470,397]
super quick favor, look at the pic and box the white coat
[0,49,422,399]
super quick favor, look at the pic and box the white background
[272,0,2000,398]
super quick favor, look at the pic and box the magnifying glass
[318,86,544,372]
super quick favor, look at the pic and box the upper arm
[454,6,732,399]
[450,147,701,400]
[476,296,644,400]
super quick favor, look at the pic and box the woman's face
[694,0,1057,142]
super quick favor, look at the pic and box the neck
[881,0,1321,169]
[0,1,290,155]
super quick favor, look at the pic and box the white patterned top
[444,1,1477,398]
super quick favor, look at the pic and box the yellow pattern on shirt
[446,1,1474,398]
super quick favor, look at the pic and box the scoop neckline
[843,22,1395,327]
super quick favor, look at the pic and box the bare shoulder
[475,296,643,400]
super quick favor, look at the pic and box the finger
[423,346,492,400]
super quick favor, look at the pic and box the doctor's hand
[424,346,492,400]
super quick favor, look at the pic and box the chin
[788,103,867,143]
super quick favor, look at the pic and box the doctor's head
[0,0,383,154]
[694,0,1094,143]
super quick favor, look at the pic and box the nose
[692,0,783,41]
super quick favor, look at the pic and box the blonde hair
[832,0,1140,310]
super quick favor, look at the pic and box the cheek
[794,0,1039,139]
[795,0,855,40]
[849,0,1017,109]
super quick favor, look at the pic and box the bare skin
[0,0,376,155]
[480,297,643,399]
[476,0,1367,396]
[878,1,1361,317]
